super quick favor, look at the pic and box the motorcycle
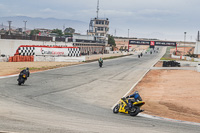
[17,73,27,85]
[113,98,145,116]
[98,60,103,67]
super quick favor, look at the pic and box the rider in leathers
[18,67,30,81]
[125,91,142,109]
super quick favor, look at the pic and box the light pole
[23,21,27,34]
[8,21,12,35]
[128,29,129,38]
[128,29,130,52]
[184,32,187,55]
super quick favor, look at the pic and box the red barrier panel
[19,55,22,62]
[31,56,34,62]
[16,55,20,62]
[9,55,34,62]
[21,56,25,62]
[25,56,29,62]
[28,56,30,61]
[9,57,13,62]
[13,56,15,62]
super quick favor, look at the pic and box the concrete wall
[0,57,8,62]
[73,34,94,41]
[171,54,200,62]
[34,56,85,62]
[0,39,73,56]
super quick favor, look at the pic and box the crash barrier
[171,54,200,62]
[163,61,181,67]
[14,45,80,57]
[9,45,81,62]
[0,57,8,62]
[9,55,34,62]
[34,56,85,62]
[197,64,200,72]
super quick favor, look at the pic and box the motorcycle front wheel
[113,104,119,113]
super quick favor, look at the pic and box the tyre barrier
[162,61,181,67]
[9,55,34,62]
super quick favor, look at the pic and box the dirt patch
[170,47,194,56]
[154,61,163,67]
[128,69,200,123]
[0,62,82,76]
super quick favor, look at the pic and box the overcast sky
[0,0,200,41]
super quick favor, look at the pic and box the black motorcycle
[17,73,27,85]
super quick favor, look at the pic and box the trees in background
[108,34,116,50]
[51,29,63,36]
[30,29,40,36]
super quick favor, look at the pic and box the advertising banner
[17,46,80,57]
[155,41,176,47]
[129,40,176,47]
[35,47,69,56]
[129,40,150,45]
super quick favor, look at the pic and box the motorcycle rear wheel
[113,104,119,113]
[129,106,140,116]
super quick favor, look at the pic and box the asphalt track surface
[0,48,200,133]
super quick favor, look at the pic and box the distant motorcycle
[17,73,27,85]
[98,60,103,67]
[113,97,145,116]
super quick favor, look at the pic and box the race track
[0,48,200,133]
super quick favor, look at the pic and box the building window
[96,21,105,25]
[97,27,104,31]
[100,33,104,36]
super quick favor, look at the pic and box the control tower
[87,0,109,45]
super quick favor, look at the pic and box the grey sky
[0,0,200,41]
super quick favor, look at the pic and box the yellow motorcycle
[113,98,145,116]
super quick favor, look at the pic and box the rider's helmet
[99,57,103,62]
[134,91,138,94]
[26,67,29,71]
[134,91,139,99]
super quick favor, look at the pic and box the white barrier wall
[18,46,80,57]
[197,64,200,72]
[0,57,8,62]
[34,56,85,62]
[171,54,200,62]
[0,39,73,56]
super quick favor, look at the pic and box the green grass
[162,46,174,58]
[160,57,176,61]
[103,55,124,60]
[19,67,39,70]
[18,65,67,71]
[146,48,151,52]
